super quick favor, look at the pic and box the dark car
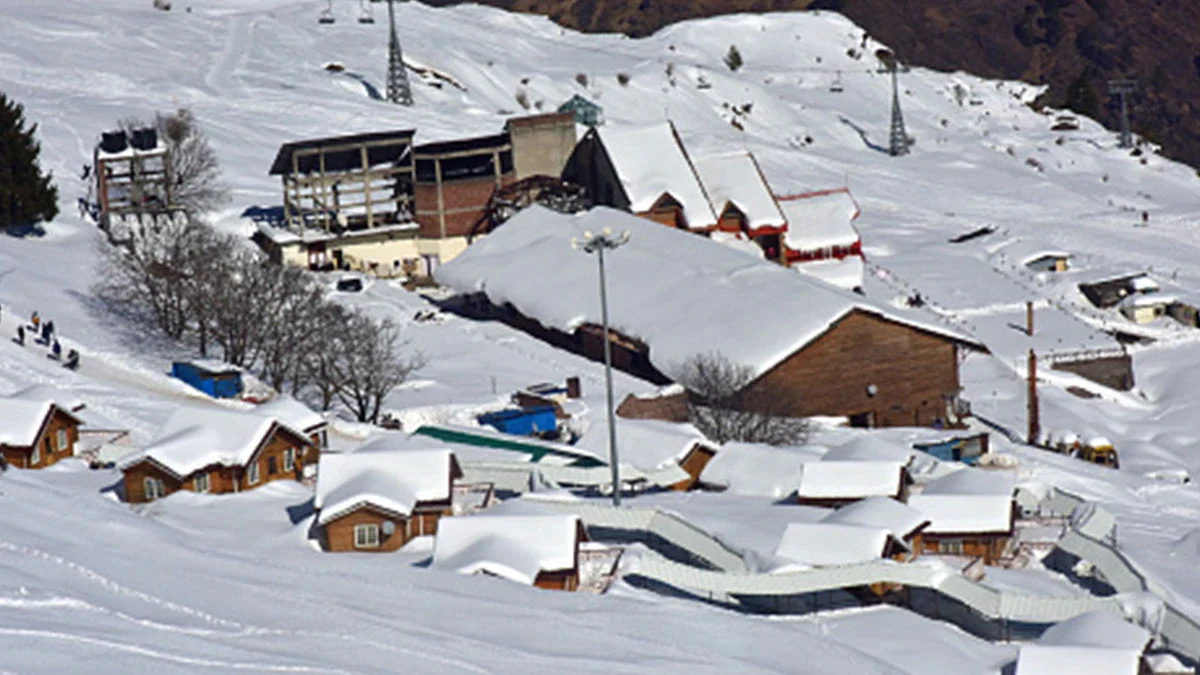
[336,277,364,293]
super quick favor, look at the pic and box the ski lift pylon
[317,0,335,24]
[357,0,375,23]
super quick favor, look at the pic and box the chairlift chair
[357,0,375,23]
[317,0,335,24]
[830,71,844,93]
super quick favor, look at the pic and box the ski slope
[3,0,1200,672]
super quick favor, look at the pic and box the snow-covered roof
[1119,292,1175,308]
[987,238,1071,267]
[1038,610,1151,650]
[594,123,716,229]
[256,396,326,433]
[692,152,785,230]
[431,514,583,586]
[795,461,904,500]
[572,419,716,472]
[821,496,929,540]
[793,256,865,291]
[179,358,243,375]
[1130,275,1160,292]
[1015,646,1142,675]
[0,399,55,447]
[778,189,860,251]
[906,494,1013,534]
[436,206,976,382]
[774,522,892,567]
[315,445,460,525]
[118,407,310,478]
[921,467,1015,496]
[822,437,913,464]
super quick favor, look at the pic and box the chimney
[566,376,582,399]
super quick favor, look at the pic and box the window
[267,456,278,476]
[354,524,380,549]
[938,539,964,555]
[194,473,210,493]
[144,477,165,501]
[283,448,295,472]
[247,461,260,485]
[56,429,68,452]
[30,442,41,466]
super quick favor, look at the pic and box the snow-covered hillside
[3,0,1200,672]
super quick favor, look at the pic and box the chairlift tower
[383,0,414,106]
[1108,79,1136,149]
[879,59,911,157]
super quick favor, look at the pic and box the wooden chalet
[777,188,865,291]
[560,122,718,233]
[431,514,589,590]
[692,151,788,262]
[793,461,910,507]
[313,444,463,552]
[9,385,130,460]
[438,207,985,429]
[257,396,328,451]
[118,408,316,503]
[0,396,83,470]
[907,469,1017,565]
[822,496,930,562]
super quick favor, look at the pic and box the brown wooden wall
[672,444,717,491]
[0,408,79,470]
[533,568,579,591]
[747,310,961,427]
[122,461,184,503]
[917,534,1008,565]
[322,505,449,553]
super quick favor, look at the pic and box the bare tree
[674,352,810,446]
[330,313,424,424]
[120,108,229,215]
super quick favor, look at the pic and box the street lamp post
[572,227,630,506]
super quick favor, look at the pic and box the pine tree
[0,92,58,230]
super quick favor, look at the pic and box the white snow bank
[431,514,582,586]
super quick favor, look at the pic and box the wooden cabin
[314,444,463,553]
[794,461,910,507]
[437,207,984,429]
[906,469,1017,565]
[822,496,930,562]
[256,396,328,451]
[431,514,589,591]
[0,398,82,470]
[560,122,717,233]
[119,408,316,503]
[776,188,865,291]
[692,151,788,262]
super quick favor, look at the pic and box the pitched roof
[774,522,892,567]
[118,407,310,478]
[795,461,904,500]
[921,467,1015,496]
[431,514,582,585]
[571,418,717,472]
[435,206,979,382]
[0,400,55,447]
[778,188,861,251]
[315,444,461,525]
[906,494,1013,534]
[691,152,784,230]
[9,385,120,431]
[594,123,716,229]
[822,437,913,464]
[821,496,929,540]
[255,396,326,433]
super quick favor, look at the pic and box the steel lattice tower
[886,62,910,157]
[1108,79,1136,149]
[386,0,413,106]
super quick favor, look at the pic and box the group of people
[11,310,79,370]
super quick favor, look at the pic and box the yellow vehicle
[1075,436,1120,469]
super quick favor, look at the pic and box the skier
[14,325,24,346]
[41,320,52,343]
[50,339,61,360]
[30,311,39,329]
[63,349,80,371]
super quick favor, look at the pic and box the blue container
[171,361,243,399]
[477,406,558,436]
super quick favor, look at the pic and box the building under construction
[91,127,176,233]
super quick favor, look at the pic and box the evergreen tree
[1064,71,1101,121]
[724,45,744,72]
[0,93,58,230]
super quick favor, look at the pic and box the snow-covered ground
[3,0,1200,671]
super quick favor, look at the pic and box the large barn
[436,207,984,428]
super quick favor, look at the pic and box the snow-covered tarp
[692,152,784,230]
[778,188,861,251]
[436,206,975,382]
[431,513,582,586]
[595,123,716,230]
[315,442,458,524]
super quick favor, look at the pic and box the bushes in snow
[616,72,631,86]
[119,108,229,216]
[724,45,743,72]
[94,216,423,423]
[675,352,810,446]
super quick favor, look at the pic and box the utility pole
[385,0,413,106]
[1027,349,1040,446]
[878,59,911,156]
[1108,80,1136,149]
[572,227,630,506]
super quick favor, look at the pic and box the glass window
[247,462,260,485]
[56,429,68,451]
[144,477,164,500]
[284,448,295,472]
[194,473,210,493]
[267,456,278,475]
[354,524,380,549]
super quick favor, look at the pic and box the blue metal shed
[913,433,988,465]
[477,406,558,437]
[171,360,243,399]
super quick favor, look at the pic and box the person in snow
[41,321,52,343]
[63,349,79,371]
[30,311,39,329]
[14,325,24,346]
[50,339,61,360]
